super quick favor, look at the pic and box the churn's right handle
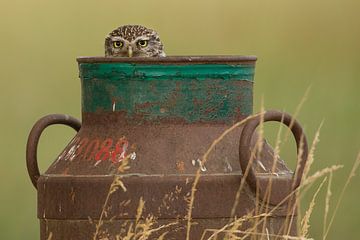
[26,114,81,189]
[239,110,309,201]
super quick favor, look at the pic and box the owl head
[105,25,165,57]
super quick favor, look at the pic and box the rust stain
[63,167,69,175]
[176,161,185,173]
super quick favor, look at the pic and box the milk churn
[26,56,308,239]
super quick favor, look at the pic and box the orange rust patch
[176,161,185,172]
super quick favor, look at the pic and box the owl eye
[137,40,148,47]
[113,41,123,48]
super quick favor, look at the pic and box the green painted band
[79,63,255,123]
[80,63,255,82]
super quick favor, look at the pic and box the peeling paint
[64,143,79,162]
[112,100,116,112]
[58,137,130,164]
[129,152,136,160]
[80,62,255,123]
[225,161,233,172]
[191,158,207,172]
[196,158,207,172]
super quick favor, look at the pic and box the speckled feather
[105,25,165,57]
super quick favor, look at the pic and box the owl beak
[127,46,133,57]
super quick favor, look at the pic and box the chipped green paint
[79,63,255,123]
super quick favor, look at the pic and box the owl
[105,25,166,57]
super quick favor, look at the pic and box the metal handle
[26,114,81,189]
[239,110,308,200]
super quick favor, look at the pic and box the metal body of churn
[26,56,308,239]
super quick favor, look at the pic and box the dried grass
[93,157,130,239]
[322,171,332,239]
[46,232,53,240]
[301,177,327,237]
[323,151,360,239]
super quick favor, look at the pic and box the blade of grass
[323,151,360,239]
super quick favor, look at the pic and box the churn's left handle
[26,114,81,189]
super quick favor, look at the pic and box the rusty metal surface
[26,56,308,239]
[38,175,292,220]
[46,114,293,176]
[40,217,296,240]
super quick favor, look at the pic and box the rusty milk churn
[26,56,308,239]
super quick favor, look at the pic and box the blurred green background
[0,0,359,239]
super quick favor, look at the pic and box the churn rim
[77,55,257,64]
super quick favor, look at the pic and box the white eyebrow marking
[133,36,150,42]
[110,36,126,41]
